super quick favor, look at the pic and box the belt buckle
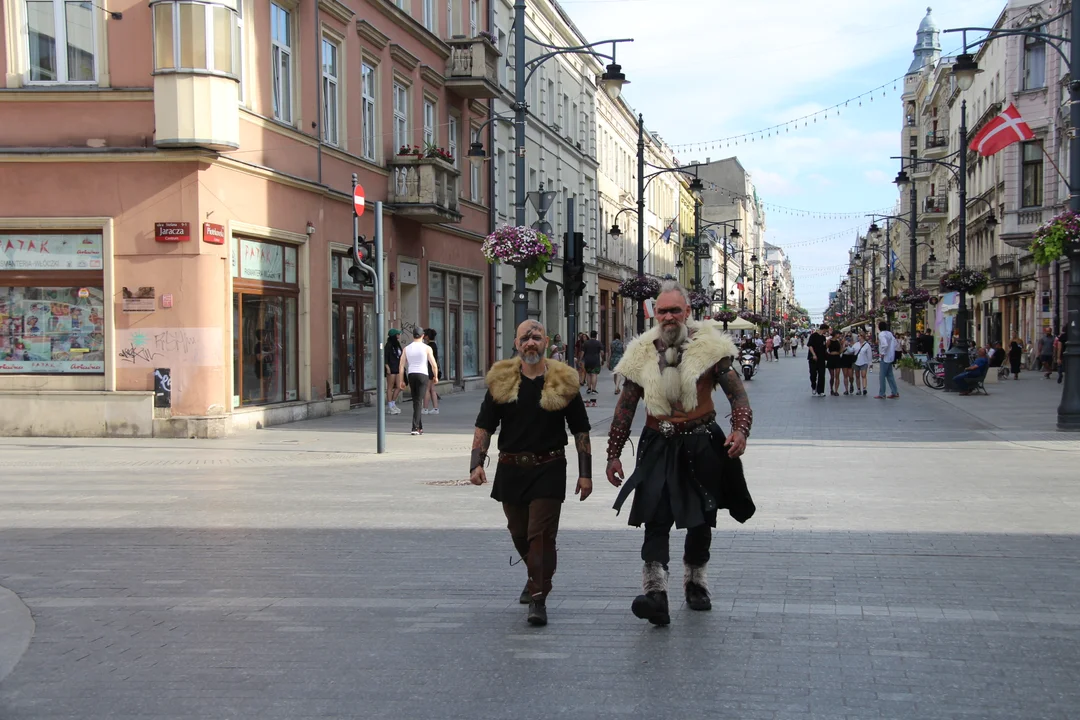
[518,454,536,467]
[658,420,675,438]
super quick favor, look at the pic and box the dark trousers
[953,371,978,392]
[809,356,826,394]
[407,373,429,430]
[641,486,711,570]
[503,499,562,598]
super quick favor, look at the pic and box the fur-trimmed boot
[684,562,711,611]
[631,561,670,626]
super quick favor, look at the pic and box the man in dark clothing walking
[581,330,605,395]
[807,324,828,397]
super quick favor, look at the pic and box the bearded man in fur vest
[470,320,593,627]
[607,280,755,626]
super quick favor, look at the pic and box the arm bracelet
[578,452,592,479]
[730,406,753,439]
[606,426,630,462]
[469,448,487,473]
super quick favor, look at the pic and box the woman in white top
[398,326,438,435]
[851,331,873,396]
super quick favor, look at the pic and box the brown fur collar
[485,357,581,411]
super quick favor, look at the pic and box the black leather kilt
[613,422,755,529]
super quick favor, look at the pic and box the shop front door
[333,298,363,404]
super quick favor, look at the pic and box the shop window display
[0,286,105,373]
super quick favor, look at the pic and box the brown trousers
[502,499,562,599]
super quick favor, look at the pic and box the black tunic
[475,373,591,504]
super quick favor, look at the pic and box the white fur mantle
[613,320,738,417]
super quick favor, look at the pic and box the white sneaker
[390,406,402,415]
[410,430,420,436]
[422,408,430,415]
[432,408,439,415]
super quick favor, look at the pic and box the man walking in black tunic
[470,320,593,626]
[606,281,755,626]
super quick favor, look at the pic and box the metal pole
[374,199,386,454]
[566,198,577,368]
[693,199,701,313]
[739,256,744,308]
[723,234,729,331]
[512,0,528,329]
[636,112,646,334]
[945,99,970,390]
[885,217,892,323]
[1058,0,1080,429]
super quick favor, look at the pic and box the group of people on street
[384,326,441,435]
[469,281,754,627]
[806,322,896,398]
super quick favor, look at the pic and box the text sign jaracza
[155,222,191,242]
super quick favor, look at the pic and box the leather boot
[518,583,531,604]
[527,596,548,626]
[631,561,670,626]
[684,562,712,611]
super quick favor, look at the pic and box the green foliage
[895,356,922,370]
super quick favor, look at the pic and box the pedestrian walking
[422,328,440,415]
[789,334,798,357]
[609,333,625,394]
[548,333,566,362]
[1008,338,1023,380]
[826,331,843,396]
[1056,330,1067,384]
[469,320,592,627]
[605,280,755,626]
[874,322,899,399]
[384,329,403,415]
[840,332,857,394]
[764,335,774,362]
[582,330,605,395]
[771,332,781,361]
[397,327,438,435]
[807,325,828,397]
[1038,328,1055,378]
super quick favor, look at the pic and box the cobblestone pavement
[1,356,1078,719]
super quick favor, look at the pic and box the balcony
[910,160,933,180]
[1001,207,1049,249]
[989,254,1018,283]
[445,36,502,99]
[924,130,949,157]
[387,156,462,224]
[923,195,948,218]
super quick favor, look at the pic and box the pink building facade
[1,0,499,436]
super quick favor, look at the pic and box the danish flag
[968,104,1035,157]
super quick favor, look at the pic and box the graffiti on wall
[115,327,223,366]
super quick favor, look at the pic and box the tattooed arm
[716,359,751,458]
[605,380,642,487]
[574,432,593,501]
[469,427,492,485]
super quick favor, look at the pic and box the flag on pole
[660,226,672,244]
[890,250,898,272]
[968,104,1035,157]
[736,276,745,291]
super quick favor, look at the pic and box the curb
[0,584,33,684]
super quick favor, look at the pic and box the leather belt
[645,412,716,438]
[498,448,565,467]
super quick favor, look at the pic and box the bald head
[515,320,547,365]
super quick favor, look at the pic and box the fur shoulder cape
[485,357,581,411]
[613,319,738,417]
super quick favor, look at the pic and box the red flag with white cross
[968,104,1035,157]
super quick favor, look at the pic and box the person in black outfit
[423,328,440,414]
[470,320,593,627]
[806,324,829,397]
[581,330,605,395]
[1007,339,1023,380]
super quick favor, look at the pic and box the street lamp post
[469,4,630,329]
[699,218,741,329]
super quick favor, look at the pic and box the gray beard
[522,351,542,364]
[660,322,687,348]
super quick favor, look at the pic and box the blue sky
[563,0,1006,320]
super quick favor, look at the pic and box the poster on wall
[240,239,284,282]
[0,233,103,271]
[0,286,105,374]
[122,286,156,313]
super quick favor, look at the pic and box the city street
[1,355,1078,719]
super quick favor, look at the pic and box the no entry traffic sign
[353,184,366,217]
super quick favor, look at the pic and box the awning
[710,317,757,330]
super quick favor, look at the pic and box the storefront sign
[0,360,104,374]
[155,222,191,242]
[0,233,103,271]
[203,223,226,245]
[240,239,284,282]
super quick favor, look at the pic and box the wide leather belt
[498,448,565,467]
[645,412,717,438]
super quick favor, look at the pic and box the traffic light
[348,234,376,286]
[563,232,586,297]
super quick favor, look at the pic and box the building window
[393,81,409,151]
[235,0,246,102]
[448,114,459,168]
[422,0,434,31]
[270,3,292,123]
[423,98,436,148]
[321,38,339,146]
[427,269,482,382]
[1023,30,1046,91]
[1021,140,1043,208]
[446,0,456,37]
[25,0,97,83]
[232,237,299,406]
[469,0,478,35]
[361,63,377,161]
[151,0,237,75]
[0,233,105,375]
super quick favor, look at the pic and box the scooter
[740,349,757,380]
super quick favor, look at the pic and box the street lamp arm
[523,38,633,89]
[944,24,1071,68]
[642,165,699,190]
[868,213,911,228]
[891,154,960,179]
[470,113,514,142]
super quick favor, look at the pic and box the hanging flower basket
[739,310,763,325]
[939,268,988,294]
[714,308,739,323]
[481,226,553,284]
[688,290,711,310]
[1031,209,1080,265]
[880,296,902,313]
[618,275,661,301]
[899,287,931,305]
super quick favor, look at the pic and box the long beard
[522,351,542,364]
[660,322,687,348]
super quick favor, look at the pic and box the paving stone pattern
[0,357,1078,719]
